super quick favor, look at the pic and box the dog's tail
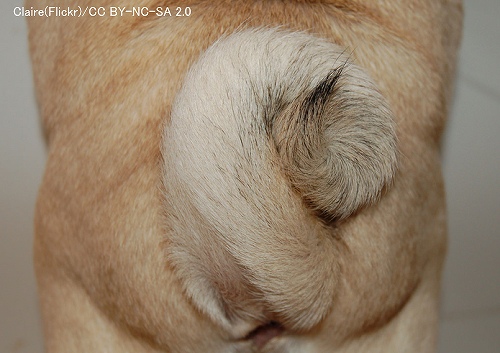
[162,28,397,334]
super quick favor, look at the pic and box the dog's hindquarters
[161,28,397,336]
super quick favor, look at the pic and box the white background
[1,1,498,352]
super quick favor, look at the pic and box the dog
[27,1,463,352]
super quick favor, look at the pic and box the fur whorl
[272,63,397,221]
[162,28,398,333]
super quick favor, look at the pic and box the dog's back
[27,1,463,352]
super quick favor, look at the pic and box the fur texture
[162,28,397,333]
[27,0,463,352]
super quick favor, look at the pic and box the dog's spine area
[162,28,397,340]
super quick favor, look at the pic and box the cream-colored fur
[163,28,397,334]
[27,1,463,352]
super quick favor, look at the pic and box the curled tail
[162,28,397,335]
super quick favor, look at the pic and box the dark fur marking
[299,67,344,130]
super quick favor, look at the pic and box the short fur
[162,28,397,333]
[27,0,463,352]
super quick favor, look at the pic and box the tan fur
[27,1,463,352]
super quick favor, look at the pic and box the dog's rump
[26,0,464,350]
[161,28,398,335]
